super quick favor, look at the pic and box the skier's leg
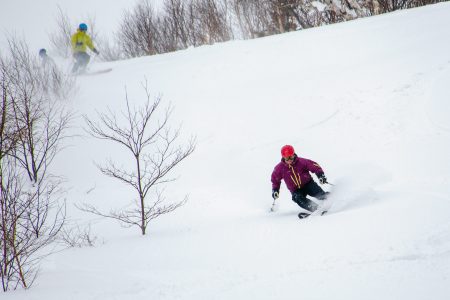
[304,180,328,200]
[72,53,90,74]
[71,64,79,74]
[71,53,80,73]
[78,52,91,73]
[72,52,85,74]
[292,189,318,213]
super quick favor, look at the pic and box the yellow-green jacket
[71,30,95,53]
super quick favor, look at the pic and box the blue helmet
[39,48,47,57]
[79,23,88,31]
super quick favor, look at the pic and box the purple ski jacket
[271,155,324,193]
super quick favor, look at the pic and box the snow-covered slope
[3,2,450,300]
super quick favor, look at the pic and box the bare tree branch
[82,80,195,235]
[0,36,70,291]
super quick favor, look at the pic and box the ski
[78,68,112,76]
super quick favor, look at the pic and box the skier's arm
[86,36,96,52]
[271,167,282,192]
[305,159,324,176]
[305,159,328,184]
[70,34,77,52]
[271,172,280,199]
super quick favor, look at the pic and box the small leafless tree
[119,0,234,57]
[0,67,19,159]
[408,0,442,8]
[95,35,124,62]
[81,82,195,235]
[4,37,73,184]
[0,161,65,291]
[0,37,70,291]
[118,0,163,57]
[113,0,446,58]
[376,0,409,12]
[48,6,74,58]
[192,0,233,44]
[231,0,275,38]
[59,223,99,248]
[162,0,191,50]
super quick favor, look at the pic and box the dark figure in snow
[71,23,99,74]
[39,48,55,68]
[271,145,328,218]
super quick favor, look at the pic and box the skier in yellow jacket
[71,23,99,74]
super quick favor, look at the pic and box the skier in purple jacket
[271,145,328,218]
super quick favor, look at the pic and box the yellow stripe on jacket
[289,164,301,188]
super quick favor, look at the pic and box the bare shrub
[0,68,19,158]
[80,81,195,235]
[3,37,73,184]
[231,0,275,38]
[48,6,74,58]
[59,223,98,248]
[162,0,191,50]
[376,0,409,12]
[285,0,323,29]
[118,0,162,57]
[407,0,442,8]
[85,0,448,59]
[0,161,65,291]
[119,0,233,57]
[0,161,64,290]
[0,37,71,291]
[95,35,124,62]
[191,0,233,44]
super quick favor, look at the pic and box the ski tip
[298,212,310,219]
[298,210,327,219]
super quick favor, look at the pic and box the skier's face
[284,156,294,165]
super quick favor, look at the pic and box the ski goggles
[284,156,295,161]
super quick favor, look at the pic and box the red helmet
[281,145,295,158]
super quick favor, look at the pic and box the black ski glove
[93,48,100,55]
[318,173,327,184]
[272,189,279,200]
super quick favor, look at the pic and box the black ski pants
[291,180,327,213]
